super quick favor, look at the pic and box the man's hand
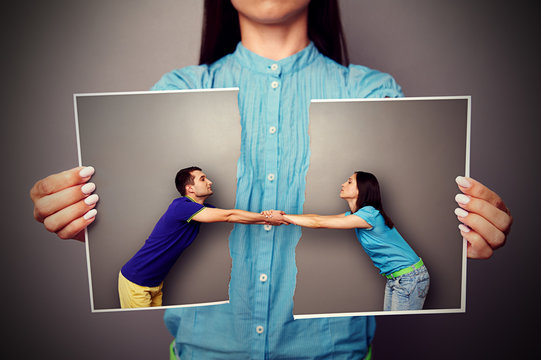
[455,176,512,259]
[30,166,99,241]
[261,210,290,226]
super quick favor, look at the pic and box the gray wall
[3,0,538,358]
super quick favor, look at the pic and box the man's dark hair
[199,0,349,66]
[175,166,202,196]
[354,171,394,229]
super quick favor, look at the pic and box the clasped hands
[261,210,290,226]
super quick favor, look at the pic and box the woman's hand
[454,176,512,259]
[30,166,99,242]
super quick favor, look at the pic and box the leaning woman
[282,171,430,311]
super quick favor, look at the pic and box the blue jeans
[383,265,430,311]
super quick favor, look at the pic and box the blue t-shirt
[121,196,207,287]
[347,206,420,275]
[153,42,403,359]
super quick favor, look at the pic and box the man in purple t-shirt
[119,166,285,308]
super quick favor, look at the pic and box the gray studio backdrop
[75,89,240,310]
[294,97,468,317]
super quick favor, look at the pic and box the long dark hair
[354,171,394,229]
[199,0,349,65]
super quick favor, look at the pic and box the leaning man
[119,166,285,308]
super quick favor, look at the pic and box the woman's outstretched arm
[282,213,372,230]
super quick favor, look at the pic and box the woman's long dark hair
[199,0,349,65]
[354,171,394,229]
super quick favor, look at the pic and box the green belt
[384,258,424,279]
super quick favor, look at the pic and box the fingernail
[454,207,469,217]
[455,194,470,205]
[84,194,99,205]
[81,182,96,195]
[79,166,95,178]
[83,209,97,220]
[458,224,471,233]
[455,176,471,188]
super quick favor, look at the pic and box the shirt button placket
[253,62,282,355]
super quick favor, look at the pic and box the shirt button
[264,224,272,231]
[256,325,264,334]
[269,126,276,134]
[260,273,268,282]
[270,63,278,71]
[267,173,275,181]
[271,81,279,89]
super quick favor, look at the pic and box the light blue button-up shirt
[152,42,403,359]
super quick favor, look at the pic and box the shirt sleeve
[151,65,211,91]
[169,199,206,222]
[347,64,404,99]
[352,206,380,229]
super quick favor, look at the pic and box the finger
[455,208,506,249]
[56,210,97,240]
[43,197,98,234]
[455,176,509,214]
[455,194,512,233]
[33,182,97,222]
[458,224,494,259]
[30,166,95,201]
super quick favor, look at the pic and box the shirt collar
[232,41,319,76]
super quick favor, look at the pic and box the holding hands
[455,176,512,259]
[261,210,291,226]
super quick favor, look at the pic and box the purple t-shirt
[121,196,208,287]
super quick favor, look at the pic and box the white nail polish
[455,194,470,205]
[79,166,95,178]
[458,224,470,233]
[81,182,96,195]
[455,176,471,188]
[83,209,97,220]
[84,194,99,205]
[454,207,469,217]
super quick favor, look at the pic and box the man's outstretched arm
[192,208,286,226]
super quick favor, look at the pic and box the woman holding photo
[29,1,512,358]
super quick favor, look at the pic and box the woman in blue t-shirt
[281,171,429,311]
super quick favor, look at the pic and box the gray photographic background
[76,90,241,310]
[295,98,467,316]
[3,0,539,359]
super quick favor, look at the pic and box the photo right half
[293,97,470,318]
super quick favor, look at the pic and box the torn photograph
[293,96,470,318]
[75,89,242,312]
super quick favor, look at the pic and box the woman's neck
[347,199,357,213]
[238,9,310,61]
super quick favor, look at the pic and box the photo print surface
[75,89,241,311]
[294,97,470,318]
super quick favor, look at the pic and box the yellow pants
[118,271,163,308]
